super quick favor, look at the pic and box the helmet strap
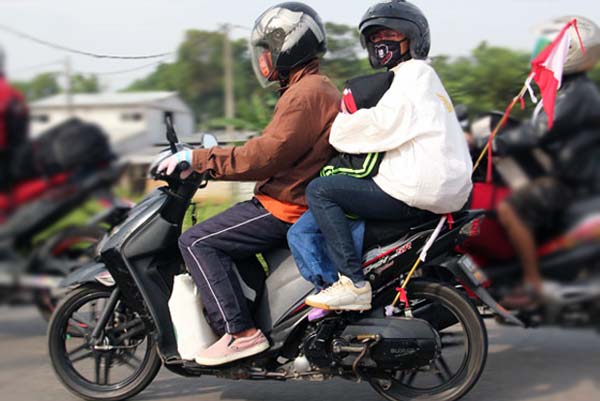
[277,69,291,93]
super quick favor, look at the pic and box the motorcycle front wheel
[48,284,161,401]
[368,281,488,401]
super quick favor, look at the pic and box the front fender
[60,262,114,288]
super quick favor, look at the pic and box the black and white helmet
[359,0,430,68]
[533,15,600,74]
[250,2,327,87]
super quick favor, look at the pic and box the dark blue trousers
[306,175,433,283]
[178,198,289,336]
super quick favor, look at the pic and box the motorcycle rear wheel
[368,281,488,401]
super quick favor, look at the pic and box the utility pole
[222,23,235,136]
[64,56,73,116]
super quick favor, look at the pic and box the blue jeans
[288,210,365,290]
[306,175,433,283]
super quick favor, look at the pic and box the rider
[0,44,29,193]
[158,2,340,366]
[304,0,473,311]
[495,15,600,304]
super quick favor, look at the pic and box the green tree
[71,74,100,93]
[128,29,269,130]
[321,22,371,87]
[11,72,61,101]
[432,42,533,118]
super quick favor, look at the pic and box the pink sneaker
[194,330,270,366]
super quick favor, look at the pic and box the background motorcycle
[461,111,600,328]
[46,118,514,401]
[0,158,130,320]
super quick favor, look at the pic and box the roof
[31,91,179,108]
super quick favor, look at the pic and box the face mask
[371,38,410,68]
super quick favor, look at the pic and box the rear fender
[440,256,524,327]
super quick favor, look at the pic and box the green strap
[320,152,381,179]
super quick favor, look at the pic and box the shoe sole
[305,299,372,311]
[194,341,270,367]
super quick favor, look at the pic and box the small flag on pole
[528,19,585,129]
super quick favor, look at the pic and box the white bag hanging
[168,274,218,360]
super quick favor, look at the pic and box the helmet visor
[250,44,278,88]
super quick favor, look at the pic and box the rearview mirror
[202,134,219,149]
[165,114,179,153]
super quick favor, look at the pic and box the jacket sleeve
[191,98,323,181]
[329,86,417,154]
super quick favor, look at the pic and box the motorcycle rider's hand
[158,149,194,179]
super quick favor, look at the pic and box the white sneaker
[305,275,372,311]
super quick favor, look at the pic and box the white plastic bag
[168,274,218,360]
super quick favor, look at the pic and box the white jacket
[329,59,473,214]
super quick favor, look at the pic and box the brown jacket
[191,59,340,206]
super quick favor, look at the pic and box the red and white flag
[528,19,585,129]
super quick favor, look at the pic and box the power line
[0,23,173,60]
[82,60,167,76]
[12,59,63,74]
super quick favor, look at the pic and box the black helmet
[250,2,327,87]
[359,0,430,68]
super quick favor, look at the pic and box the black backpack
[321,71,394,179]
[12,118,113,181]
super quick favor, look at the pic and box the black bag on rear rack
[12,118,113,180]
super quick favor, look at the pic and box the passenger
[304,0,473,312]
[495,16,600,306]
[158,2,340,366]
[287,71,394,314]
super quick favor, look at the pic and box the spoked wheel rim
[52,288,154,393]
[369,282,487,401]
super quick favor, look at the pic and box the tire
[48,285,161,401]
[34,226,107,321]
[369,281,488,401]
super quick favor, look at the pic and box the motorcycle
[461,111,600,328]
[0,158,130,320]
[47,117,512,401]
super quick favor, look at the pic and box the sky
[1,0,599,90]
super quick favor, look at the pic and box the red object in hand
[341,88,358,114]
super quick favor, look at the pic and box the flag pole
[472,79,532,173]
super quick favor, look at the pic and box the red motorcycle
[459,112,600,328]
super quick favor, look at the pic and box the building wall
[144,108,195,144]
[30,101,194,154]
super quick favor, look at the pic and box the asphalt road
[1,306,599,401]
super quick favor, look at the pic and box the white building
[29,92,195,155]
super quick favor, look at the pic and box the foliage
[12,72,61,101]
[11,72,100,101]
[432,42,534,119]
[71,74,100,94]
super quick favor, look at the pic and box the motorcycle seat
[364,216,440,250]
[363,210,476,251]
